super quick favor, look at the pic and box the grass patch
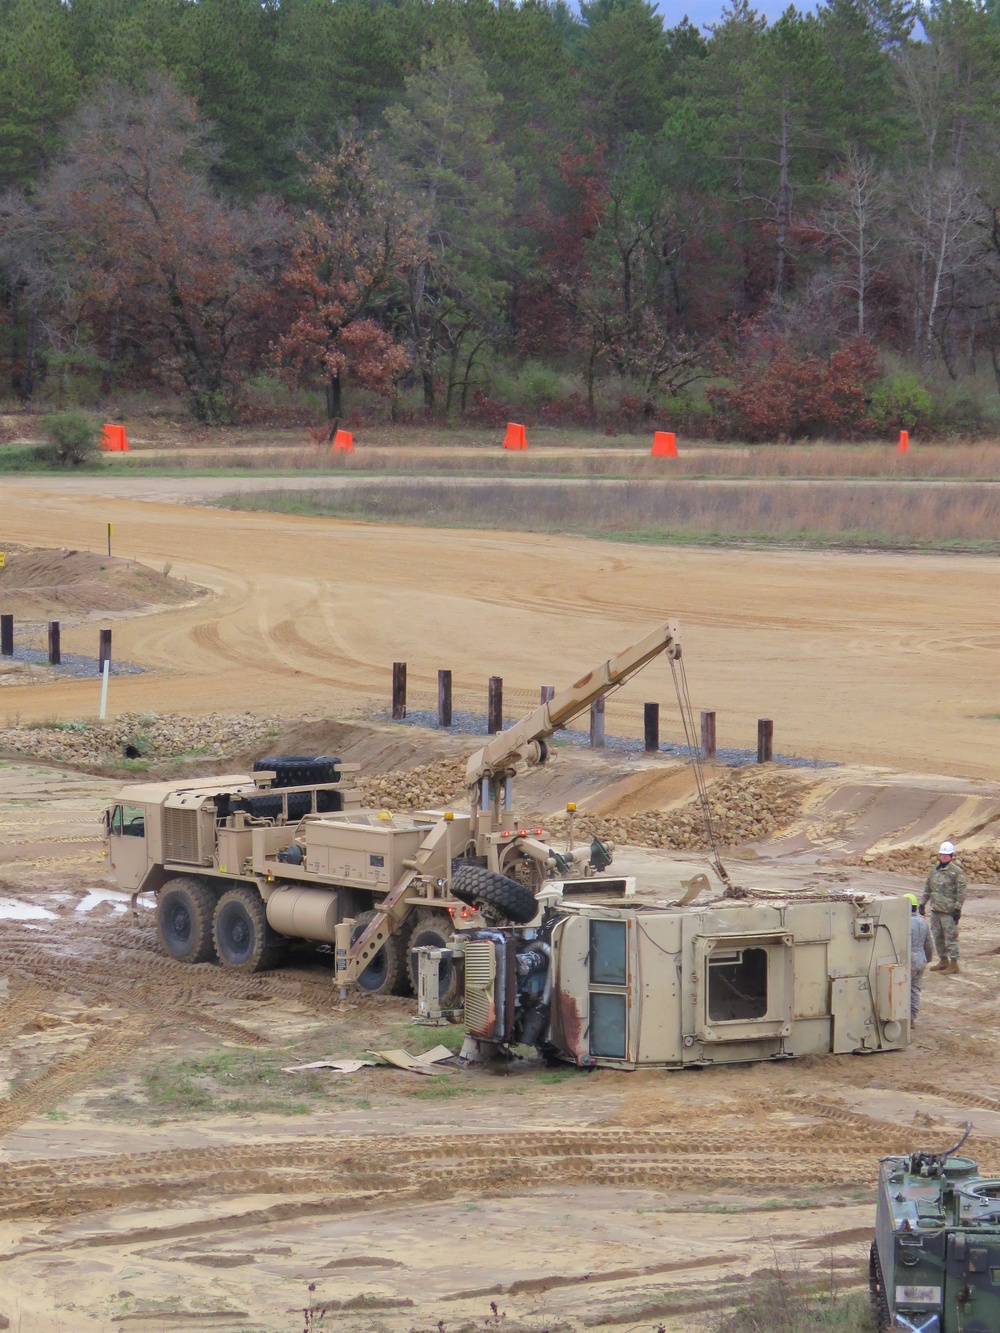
[413,1074,463,1100]
[711,1274,874,1332]
[213,479,1000,553]
[111,437,1000,480]
[141,1050,329,1118]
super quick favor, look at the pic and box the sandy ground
[0,476,999,1330]
[2,477,1000,777]
[1,746,999,1333]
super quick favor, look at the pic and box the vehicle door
[106,802,149,891]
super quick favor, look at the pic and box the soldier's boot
[946,959,961,975]
[929,960,949,971]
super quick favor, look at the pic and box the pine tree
[0,0,79,187]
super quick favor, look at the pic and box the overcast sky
[658,0,795,33]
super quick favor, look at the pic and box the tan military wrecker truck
[104,622,681,998]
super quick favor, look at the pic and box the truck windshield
[121,805,145,837]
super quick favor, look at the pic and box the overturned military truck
[418,882,912,1068]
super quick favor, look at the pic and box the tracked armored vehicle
[871,1130,1000,1333]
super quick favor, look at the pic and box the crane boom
[465,620,681,788]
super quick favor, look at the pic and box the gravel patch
[0,645,144,678]
[0,712,278,768]
[374,708,836,770]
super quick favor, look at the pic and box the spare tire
[450,863,537,925]
[253,755,340,787]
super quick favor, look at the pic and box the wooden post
[643,702,659,752]
[757,717,773,764]
[488,676,503,734]
[438,669,452,728]
[99,627,112,672]
[540,685,555,704]
[0,614,12,657]
[590,697,605,748]
[391,661,406,720]
[48,620,61,666]
[701,710,717,759]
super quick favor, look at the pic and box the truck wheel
[407,911,460,1007]
[214,887,280,973]
[450,864,537,925]
[350,910,406,995]
[157,877,216,963]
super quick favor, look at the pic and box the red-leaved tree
[707,334,880,440]
[274,135,417,434]
[47,79,286,422]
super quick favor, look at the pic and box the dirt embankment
[547,768,814,851]
[0,543,202,620]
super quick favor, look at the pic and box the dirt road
[2,479,999,777]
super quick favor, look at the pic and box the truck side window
[122,805,145,837]
[111,806,123,836]
[708,947,768,1021]
[589,920,628,1059]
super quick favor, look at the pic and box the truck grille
[464,941,496,1037]
[164,808,199,863]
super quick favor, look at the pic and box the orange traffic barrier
[897,429,910,455]
[651,430,678,457]
[332,429,354,453]
[100,424,129,452]
[503,422,527,450]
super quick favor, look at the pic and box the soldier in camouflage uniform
[920,841,966,975]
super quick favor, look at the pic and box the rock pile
[358,758,467,810]
[0,712,277,768]
[546,769,812,850]
[851,846,1000,882]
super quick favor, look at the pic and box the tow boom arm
[465,620,681,789]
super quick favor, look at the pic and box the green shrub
[0,443,48,472]
[41,410,99,466]
[518,360,563,406]
[870,373,932,433]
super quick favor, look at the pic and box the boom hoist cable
[669,649,735,894]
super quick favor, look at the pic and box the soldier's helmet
[939,841,956,857]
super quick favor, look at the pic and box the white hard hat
[939,841,956,857]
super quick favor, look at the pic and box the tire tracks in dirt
[0,1120,918,1235]
[0,1015,156,1137]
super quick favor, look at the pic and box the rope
[670,653,733,891]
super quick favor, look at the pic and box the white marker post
[99,658,110,721]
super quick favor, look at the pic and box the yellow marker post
[107,523,113,557]
[0,552,5,568]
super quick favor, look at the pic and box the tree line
[2,0,1000,437]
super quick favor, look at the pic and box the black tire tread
[213,886,280,973]
[156,876,216,964]
[351,909,407,995]
[450,863,537,924]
